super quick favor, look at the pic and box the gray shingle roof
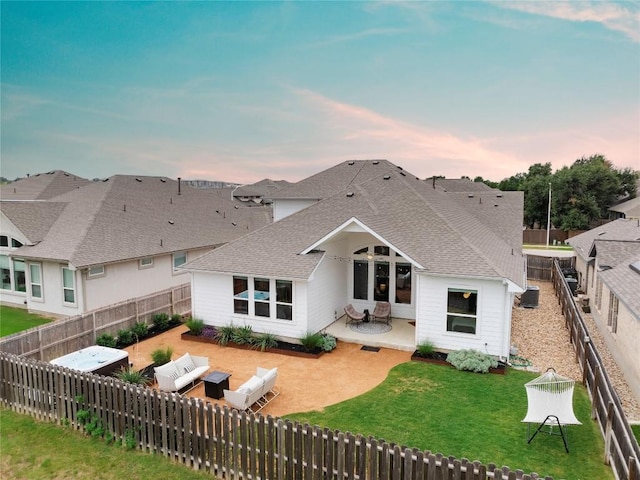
[0,170,91,200]
[428,177,497,192]
[608,197,640,218]
[6,175,271,268]
[0,201,67,244]
[268,160,402,200]
[596,241,640,320]
[185,164,525,288]
[567,219,640,262]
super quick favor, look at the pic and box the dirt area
[126,280,639,421]
[511,281,640,421]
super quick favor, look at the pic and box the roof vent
[64,173,69,176]
[399,171,406,176]
[372,160,379,165]
[102,178,109,182]
[397,166,403,170]
[468,193,474,198]
[496,193,503,198]
[160,178,166,183]
[234,205,239,209]
[346,192,355,197]
[348,161,355,165]
[136,178,142,182]
[168,220,174,225]
[231,222,237,226]
[630,261,640,275]
[383,175,391,180]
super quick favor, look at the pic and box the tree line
[474,154,639,231]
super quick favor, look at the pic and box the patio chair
[344,304,366,325]
[371,301,391,324]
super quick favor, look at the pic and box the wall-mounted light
[463,291,471,299]
[366,251,374,260]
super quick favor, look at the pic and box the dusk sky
[2,1,639,184]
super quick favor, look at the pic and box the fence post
[591,365,601,419]
[38,328,43,361]
[604,401,614,465]
[629,455,638,480]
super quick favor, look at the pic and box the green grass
[285,362,613,480]
[632,424,640,443]
[523,244,574,251]
[0,408,213,480]
[0,305,53,337]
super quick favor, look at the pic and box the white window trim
[29,262,44,302]
[445,287,478,335]
[173,252,187,273]
[87,265,105,278]
[232,276,294,321]
[139,257,154,269]
[62,267,76,305]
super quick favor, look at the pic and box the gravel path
[511,281,640,421]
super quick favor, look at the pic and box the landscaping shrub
[201,325,218,339]
[300,331,323,352]
[417,339,435,356]
[131,321,148,339]
[232,325,254,345]
[253,332,278,351]
[96,333,117,348]
[114,367,149,385]
[171,313,182,324]
[320,333,337,352]
[446,349,498,373]
[152,312,170,331]
[151,347,173,366]
[185,317,204,336]
[216,324,236,346]
[117,328,134,346]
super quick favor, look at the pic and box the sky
[1,1,639,185]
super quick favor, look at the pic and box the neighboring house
[427,177,497,193]
[183,160,526,358]
[0,174,271,317]
[567,219,640,295]
[608,196,640,220]
[567,220,640,402]
[232,179,291,206]
[0,170,91,200]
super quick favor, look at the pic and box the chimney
[432,177,435,189]
[177,177,181,195]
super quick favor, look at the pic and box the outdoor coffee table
[203,371,231,399]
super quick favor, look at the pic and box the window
[254,278,270,317]
[353,260,368,300]
[233,276,248,314]
[30,263,43,299]
[0,236,7,247]
[139,257,153,268]
[395,263,411,304]
[374,245,389,256]
[607,293,619,333]
[88,265,105,277]
[374,261,389,302]
[446,288,477,334]
[0,255,10,290]
[13,259,26,292]
[276,280,293,320]
[62,267,75,304]
[11,239,23,248]
[595,278,603,309]
[173,252,187,271]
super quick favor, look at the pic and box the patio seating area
[124,323,412,417]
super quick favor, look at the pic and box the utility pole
[546,182,552,248]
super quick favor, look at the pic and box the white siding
[273,199,317,222]
[307,254,349,332]
[24,262,84,317]
[415,274,510,358]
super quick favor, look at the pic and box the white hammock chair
[521,369,581,452]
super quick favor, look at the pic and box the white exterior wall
[0,214,29,307]
[191,271,309,341]
[573,255,593,295]
[415,274,510,358]
[306,249,349,333]
[273,199,317,222]
[24,261,85,317]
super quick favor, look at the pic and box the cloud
[496,1,640,42]
[303,27,407,48]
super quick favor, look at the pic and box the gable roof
[595,240,640,320]
[234,179,291,198]
[0,170,91,200]
[4,175,271,268]
[0,201,67,244]
[567,219,640,262]
[427,177,497,192]
[269,159,402,200]
[185,162,526,288]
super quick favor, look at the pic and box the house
[0,170,92,200]
[608,197,640,220]
[183,160,526,358]
[0,174,271,317]
[232,179,291,206]
[567,219,640,402]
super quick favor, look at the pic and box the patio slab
[124,326,412,418]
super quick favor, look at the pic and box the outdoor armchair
[344,304,365,325]
[371,301,391,324]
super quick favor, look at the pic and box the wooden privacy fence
[552,262,639,480]
[0,353,550,480]
[0,283,191,361]
[526,255,573,282]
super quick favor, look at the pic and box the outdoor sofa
[154,353,209,392]
[223,367,279,412]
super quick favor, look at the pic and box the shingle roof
[0,170,91,200]
[428,177,497,192]
[234,179,291,199]
[6,175,271,268]
[185,163,525,288]
[0,201,67,244]
[608,197,640,219]
[567,219,640,262]
[268,160,402,200]
[596,240,640,320]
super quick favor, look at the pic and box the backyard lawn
[0,305,53,337]
[286,361,613,480]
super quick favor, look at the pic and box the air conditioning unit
[521,285,539,308]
